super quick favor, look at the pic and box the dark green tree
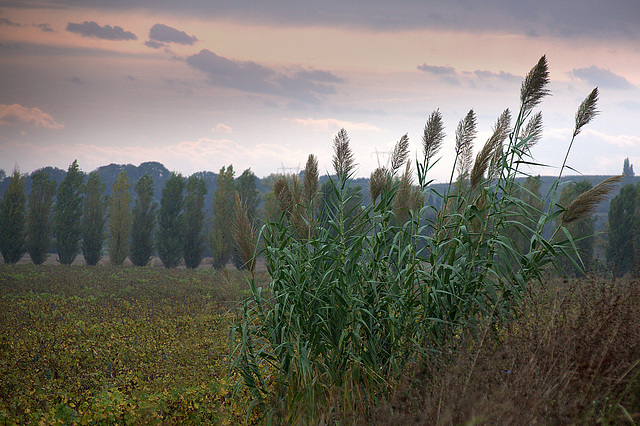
[183,174,207,269]
[27,169,57,265]
[108,172,132,266]
[82,172,108,266]
[210,165,235,269]
[606,183,640,277]
[623,157,635,177]
[556,180,595,276]
[131,174,157,267]
[54,160,85,265]
[235,168,260,223]
[233,168,260,268]
[157,172,184,268]
[0,168,27,263]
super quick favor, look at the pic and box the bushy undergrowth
[231,56,628,423]
[0,264,264,424]
[375,276,640,424]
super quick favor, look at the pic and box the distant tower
[371,147,393,169]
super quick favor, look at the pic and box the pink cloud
[289,117,381,132]
[0,104,64,129]
[213,123,233,134]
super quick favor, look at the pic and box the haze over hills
[0,161,637,230]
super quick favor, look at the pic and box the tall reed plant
[230,56,622,423]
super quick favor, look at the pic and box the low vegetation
[0,264,266,424]
[377,275,640,424]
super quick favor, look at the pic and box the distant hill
[1,162,638,230]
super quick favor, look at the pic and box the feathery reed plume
[470,109,511,189]
[394,162,422,224]
[232,191,257,274]
[302,154,319,209]
[332,128,355,181]
[422,110,446,164]
[561,175,623,224]
[573,87,599,137]
[455,109,477,178]
[390,134,410,174]
[520,55,550,115]
[559,87,600,180]
[273,176,293,216]
[370,167,390,204]
[520,111,543,150]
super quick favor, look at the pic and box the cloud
[26,1,640,41]
[289,117,381,132]
[144,40,166,49]
[417,64,456,75]
[0,104,64,129]
[0,17,21,26]
[66,21,137,41]
[618,100,640,111]
[418,63,520,87]
[293,69,345,83]
[33,23,54,32]
[570,66,634,89]
[186,49,344,104]
[472,70,519,82]
[585,129,640,148]
[213,123,233,134]
[148,23,197,45]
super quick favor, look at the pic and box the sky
[1,0,639,182]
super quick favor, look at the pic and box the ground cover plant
[230,56,633,423]
[0,264,266,424]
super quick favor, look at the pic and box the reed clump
[230,55,625,423]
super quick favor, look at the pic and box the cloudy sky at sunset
[1,0,639,181]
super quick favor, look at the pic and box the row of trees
[0,157,638,276]
[0,160,260,269]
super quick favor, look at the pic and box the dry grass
[369,276,640,425]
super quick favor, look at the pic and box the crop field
[0,264,267,425]
[3,264,640,424]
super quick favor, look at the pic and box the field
[2,264,640,424]
[0,264,267,425]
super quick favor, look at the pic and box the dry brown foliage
[367,277,640,425]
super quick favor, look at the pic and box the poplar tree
[210,165,235,269]
[108,171,132,266]
[27,169,57,265]
[183,174,207,269]
[235,168,260,222]
[0,168,27,263]
[82,172,108,266]
[607,183,640,277]
[131,174,157,267]
[233,168,260,268]
[623,157,635,177]
[157,172,184,268]
[54,160,84,265]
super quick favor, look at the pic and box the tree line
[0,160,260,269]
[0,157,638,277]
